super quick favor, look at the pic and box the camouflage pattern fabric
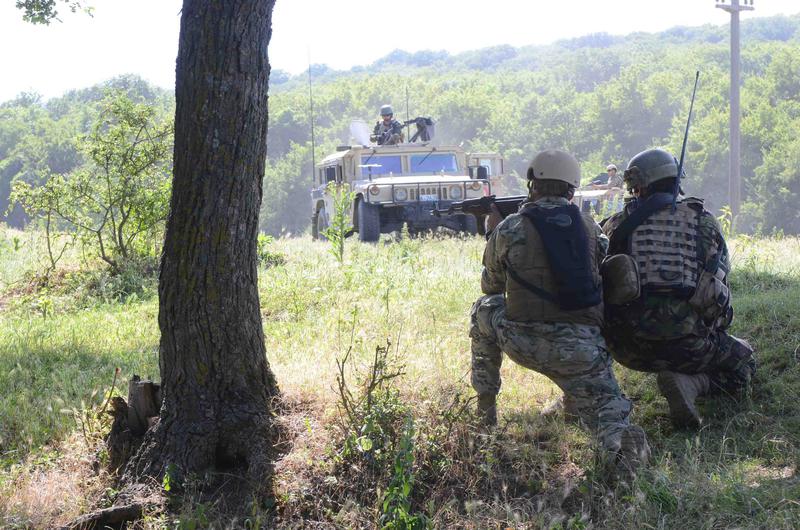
[481,196,609,296]
[470,293,632,452]
[605,328,755,395]
[602,198,755,393]
[602,198,728,340]
[373,118,403,144]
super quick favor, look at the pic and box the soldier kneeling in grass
[601,148,756,429]
[470,149,650,479]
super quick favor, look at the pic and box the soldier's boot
[657,371,711,429]
[477,394,497,427]
[728,336,757,394]
[541,395,580,424]
[615,425,651,482]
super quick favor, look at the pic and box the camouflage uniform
[602,199,755,394]
[373,118,403,145]
[471,196,633,452]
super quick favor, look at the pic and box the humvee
[573,185,625,217]
[310,119,508,242]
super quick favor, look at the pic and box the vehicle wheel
[461,214,478,236]
[357,199,381,242]
[311,213,319,240]
[315,207,329,241]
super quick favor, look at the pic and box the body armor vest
[505,204,603,326]
[629,200,702,295]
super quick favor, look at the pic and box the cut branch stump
[127,375,161,436]
[106,375,161,473]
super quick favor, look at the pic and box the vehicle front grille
[398,184,467,202]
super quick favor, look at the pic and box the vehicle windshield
[410,153,458,174]
[479,158,496,176]
[360,155,402,177]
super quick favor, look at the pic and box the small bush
[257,233,286,268]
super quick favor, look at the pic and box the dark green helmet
[624,148,679,190]
[380,104,393,116]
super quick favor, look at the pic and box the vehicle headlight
[369,184,380,196]
[449,185,463,200]
[469,181,482,191]
[394,187,408,201]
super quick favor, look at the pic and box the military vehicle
[310,118,508,242]
[573,185,625,216]
[434,180,626,232]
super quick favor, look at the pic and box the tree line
[2,14,800,254]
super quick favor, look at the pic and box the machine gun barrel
[432,194,526,236]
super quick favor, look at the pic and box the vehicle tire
[315,206,329,241]
[311,213,319,240]
[461,214,478,236]
[357,199,381,242]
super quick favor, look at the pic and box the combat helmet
[380,104,393,116]
[527,149,581,188]
[624,148,679,190]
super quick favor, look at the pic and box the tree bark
[125,0,279,490]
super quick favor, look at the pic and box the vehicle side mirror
[476,165,489,180]
[325,166,336,183]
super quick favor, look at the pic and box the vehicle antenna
[308,50,316,184]
[405,85,410,142]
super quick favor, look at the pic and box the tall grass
[1,228,799,528]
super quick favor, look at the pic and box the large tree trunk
[125,0,279,488]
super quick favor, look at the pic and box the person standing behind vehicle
[470,149,650,478]
[372,104,403,145]
[606,164,623,188]
[591,164,623,188]
[601,148,756,429]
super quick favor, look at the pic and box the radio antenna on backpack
[673,71,700,212]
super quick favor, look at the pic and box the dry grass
[0,434,111,528]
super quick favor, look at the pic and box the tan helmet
[527,149,581,188]
[606,163,618,172]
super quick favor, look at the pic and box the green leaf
[357,436,374,452]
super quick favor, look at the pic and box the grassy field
[1,227,799,528]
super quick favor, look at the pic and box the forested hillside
[2,14,800,236]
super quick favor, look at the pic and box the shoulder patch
[496,213,528,246]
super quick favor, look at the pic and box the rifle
[432,194,526,235]
[371,127,397,146]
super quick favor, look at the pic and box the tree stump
[126,375,161,436]
[106,375,161,473]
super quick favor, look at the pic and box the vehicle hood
[357,175,473,186]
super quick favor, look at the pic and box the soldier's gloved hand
[486,203,504,234]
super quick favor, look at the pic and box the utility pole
[715,0,754,219]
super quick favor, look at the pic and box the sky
[1,0,798,102]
